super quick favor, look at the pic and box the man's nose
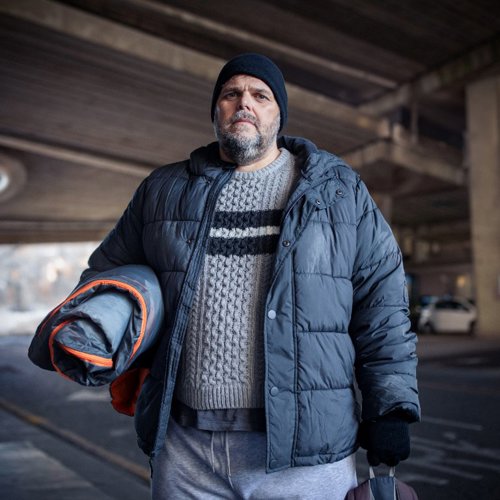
[237,92,252,110]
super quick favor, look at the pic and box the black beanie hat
[210,53,288,132]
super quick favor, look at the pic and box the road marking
[413,436,500,461]
[109,428,132,438]
[66,390,109,402]
[0,441,113,499]
[407,458,483,480]
[0,397,150,483]
[403,430,500,486]
[459,357,487,365]
[419,381,500,397]
[447,457,500,473]
[397,473,448,486]
[422,415,483,431]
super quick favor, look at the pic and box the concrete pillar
[466,75,500,337]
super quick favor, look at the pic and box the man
[81,53,420,499]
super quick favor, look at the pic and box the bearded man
[80,53,420,499]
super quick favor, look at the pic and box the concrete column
[466,75,500,337]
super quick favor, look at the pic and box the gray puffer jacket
[81,136,420,472]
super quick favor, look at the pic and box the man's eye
[256,94,269,100]
[224,92,237,99]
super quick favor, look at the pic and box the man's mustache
[229,111,258,127]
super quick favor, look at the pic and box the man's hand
[358,414,410,466]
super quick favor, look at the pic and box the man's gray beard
[214,113,280,166]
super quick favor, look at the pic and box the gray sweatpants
[151,418,357,499]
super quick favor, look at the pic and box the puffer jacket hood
[186,136,342,180]
[187,141,236,177]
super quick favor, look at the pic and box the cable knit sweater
[176,149,298,410]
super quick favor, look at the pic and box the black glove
[358,414,410,466]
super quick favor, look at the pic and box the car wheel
[468,321,476,336]
[421,322,435,335]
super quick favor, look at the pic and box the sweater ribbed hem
[177,383,264,410]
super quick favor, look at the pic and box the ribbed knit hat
[211,53,288,132]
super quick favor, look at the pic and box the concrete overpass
[0,0,499,334]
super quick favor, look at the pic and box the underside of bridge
[1,1,499,333]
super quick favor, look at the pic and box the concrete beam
[286,86,389,136]
[395,221,470,252]
[360,35,500,115]
[0,0,222,81]
[0,134,153,178]
[344,136,466,186]
[124,0,397,89]
[0,0,386,136]
[388,142,465,185]
[342,140,390,170]
[413,220,470,240]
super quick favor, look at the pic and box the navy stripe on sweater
[212,210,282,229]
[207,235,279,256]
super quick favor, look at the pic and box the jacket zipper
[263,191,316,470]
[151,168,234,459]
[264,171,339,468]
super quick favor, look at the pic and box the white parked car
[418,298,476,335]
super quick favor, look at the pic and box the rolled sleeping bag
[28,265,164,387]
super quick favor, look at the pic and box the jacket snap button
[270,459,278,469]
[267,309,277,319]
[336,189,343,196]
[270,386,279,396]
[282,240,290,247]
[315,199,321,205]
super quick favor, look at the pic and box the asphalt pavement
[1,332,500,500]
